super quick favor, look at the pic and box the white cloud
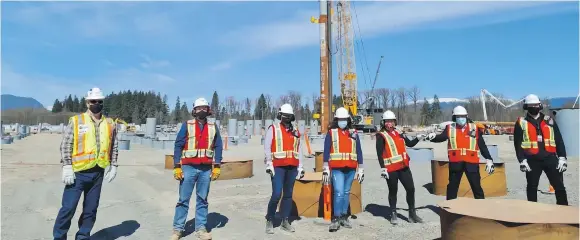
[139,55,171,69]
[221,1,573,57]
[209,62,232,71]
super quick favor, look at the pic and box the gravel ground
[1,133,578,240]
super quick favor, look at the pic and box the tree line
[2,87,566,126]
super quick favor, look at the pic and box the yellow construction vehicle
[114,118,136,132]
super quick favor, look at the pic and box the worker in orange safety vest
[514,94,568,205]
[425,106,495,200]
[322,107,364,232]
[375,110,425,225]
[263,103,305,234]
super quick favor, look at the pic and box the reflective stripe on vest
[448,123,477,156]
[329,129,357,161]
[272,124,299,159]
[518,117,556,152]
[182,120,216,158]
[71,113,113,172]
[378,132,404,165]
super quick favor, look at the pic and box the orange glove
[211,167,221,181]
[173,167,183,181]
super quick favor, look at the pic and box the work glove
[356,167,364,184]
[173,167,184,181]
[416,134,426,141]
[426,133,436,141]
[485,160,495,174]
[265,162,275,177]
[62,165,75,185]
[104,165,118,183]
[322,165,330,184]
[211,166,221,181]
[380,169,389,179]
[557,157,567,173]
[519,159,531,172]
[296,165,305,180]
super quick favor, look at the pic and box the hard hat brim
[86,96,105,100]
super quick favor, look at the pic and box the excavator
[114,118,136,132]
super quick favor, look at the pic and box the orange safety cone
[323,181,332,220]
[304,129,313,156]
[548,185,555,193]
[224,135,228,151]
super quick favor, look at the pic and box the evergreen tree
[430,95,442,123]
[73,96,80,112]
[254,94,267,120]
[173,97,181,123]
[180,102,190,122]
[420,97,431,125]
[132,105,140,124]
[210,91,219,119]
[51,99,63,113]
[162,94,170,124]
[79,97,87,112]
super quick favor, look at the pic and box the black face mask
[527,107,540,116]
[89,104,103,114]
[195,111,209,120]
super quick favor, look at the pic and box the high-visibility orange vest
[181,120,216,165]
[71,112,115,172]
[447,123,480,164]
[270,123,300,167]
[328,128,358,169]
[378,130,410,173]
[517,117,556,154]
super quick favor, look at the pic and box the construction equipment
[354,56,384,132]
[114,118,136,132]
[480,89,526,122]
[311,0,333,134]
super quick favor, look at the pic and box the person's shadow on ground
[91,220,140,239]
[183,212,229,237]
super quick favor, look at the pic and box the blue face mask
[338,120,348,129]
[456,117,467,126]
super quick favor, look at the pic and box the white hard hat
[193,98,209,108]
[524,94,541,104]
[86,87,105,100]
[382,110,396,120]
[335,107,350,118]
[452,106,468,116]
[279,104,294,114]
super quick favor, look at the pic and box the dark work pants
[526,155,568,205]
[386,167,416,209]
[266,166,298,220]
[447,162,484,200]
[53,167,104,240]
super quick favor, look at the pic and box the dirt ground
[1,133,578,240]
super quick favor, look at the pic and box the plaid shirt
[60,113,119,167]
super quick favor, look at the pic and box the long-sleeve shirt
[375,131,420,168]
[323,129,364,167]
[263,124,304,167]
[60,113,119,167]
[430,124,493,161]
[513,113,566,162]
[173,120,223,166]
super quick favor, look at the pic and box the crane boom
[480,89,526,121]
[335,1,357,116]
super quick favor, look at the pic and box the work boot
[170,230,182,240]
[340,214,352,229]
[281,218,295,232]
[409,208,424,223]
[265,219,274,234]
[329,216,340,232]
[195,228,212,240]
[390,210,399,225]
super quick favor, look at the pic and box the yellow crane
[114,118,136,132]
[334,1,358,116]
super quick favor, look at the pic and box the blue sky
[1,1,579,109]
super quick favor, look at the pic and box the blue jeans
[53,167,104,240]
[173,164,212,232]
[331,168,356,216]
[266,166,298,220]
